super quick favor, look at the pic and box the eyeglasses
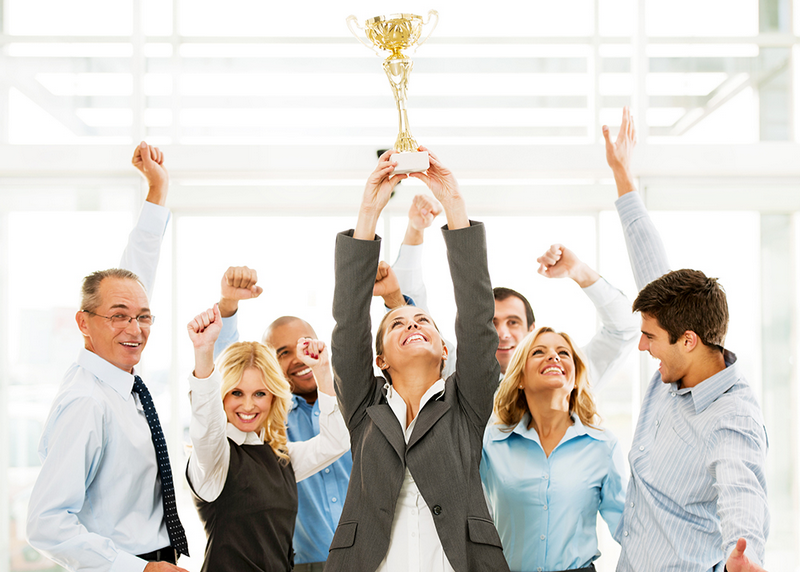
[82,311,155,329]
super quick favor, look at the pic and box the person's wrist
[382,290,406,309]
[145,183,168,206]
[218,298,238,318]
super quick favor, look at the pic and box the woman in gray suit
[328,149,510,572]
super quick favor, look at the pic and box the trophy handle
[346,15,382,56]
[413,9,439,53]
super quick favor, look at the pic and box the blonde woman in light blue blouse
[481,327,626,572]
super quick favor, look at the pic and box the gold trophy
[347,11,439,174]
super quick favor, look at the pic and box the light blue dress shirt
[27,202,172,572]
[481,414,626,572]
[614,192,769,571]
[214,314,353,564]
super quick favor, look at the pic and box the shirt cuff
[614,192,648,227]
[189,368,222,398]
[393,243,424,270]
[138,201,171,236]
[316,390,339,415]
[581,277,619,307]
[109,551,149,572]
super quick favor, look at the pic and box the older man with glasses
[26,143,189,572]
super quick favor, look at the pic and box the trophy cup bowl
[347,10,438,175]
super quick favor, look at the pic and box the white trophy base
[393,150,430,175]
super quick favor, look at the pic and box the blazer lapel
[367,404,406,461]
[407,400,450,450]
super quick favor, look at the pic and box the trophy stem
[383,58,419,152]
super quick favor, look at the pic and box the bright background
[1,0,800,570]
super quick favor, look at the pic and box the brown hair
[494,327,599,430]
[493,286,535,329]
[80,268,145,312]
[375,306,445,382]
[632,269,728,350]
[217,341,293,463]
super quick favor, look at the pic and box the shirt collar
[77,347,136,400]
[384,378,446,430]
[675,349,740,414]
[226,423,265,446]
[489,411,610,443]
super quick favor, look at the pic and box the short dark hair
[493,287,535,329]
[632,269,728,350]
[81,268,144,313]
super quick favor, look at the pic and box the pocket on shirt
[330,520,358,549]
[467,517,503,548]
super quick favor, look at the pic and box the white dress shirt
[186,369,350,503]
[27,201,171,572]
[376,380,456,572]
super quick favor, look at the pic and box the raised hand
[219,266,263,317]
[187,304,222,378]
[132,141,169,206]
[354,150,407,240]
[373,261,405,309]
[537,244,600,288]
[409,194,442,232]
[296,338,335,396]
[602,107,637,196]
[726,538,767,572]
[408,147,468,230]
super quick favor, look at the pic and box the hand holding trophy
[347,11,439,175]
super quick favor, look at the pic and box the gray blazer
[328,222,509,572]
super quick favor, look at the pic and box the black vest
[189,438,298,572]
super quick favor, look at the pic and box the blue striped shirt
[614,192,769,571]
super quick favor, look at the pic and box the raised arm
[603,107,670,291]
[392,194,443,313]
[121,142,171,297]
[410,148,498,427]
[213,266,263,359]
[286,338,350,481]
[332,151,406,429]
[186,304,231,503]
[537,243,638,391]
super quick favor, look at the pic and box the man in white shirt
[26,143,188,572]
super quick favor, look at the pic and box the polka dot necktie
[132,375,189,557]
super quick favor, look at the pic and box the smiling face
[76,277,150,373]
[638,313,688,384]
[223,367,275,433]
[521,331,575,395]
[493,296,533,374]
[377,305,446,375]
[264,319,318,400]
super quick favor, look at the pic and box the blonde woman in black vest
[327,149,509,572]
[185,304,349,571]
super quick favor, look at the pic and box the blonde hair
[494,327,600,431]
[217,341,293,463]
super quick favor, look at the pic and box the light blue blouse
[481,413,627,572]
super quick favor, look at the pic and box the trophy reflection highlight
[347,11,439,174]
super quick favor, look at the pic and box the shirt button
[411,508,417,515]
[540,534,545,540]
[543,474,549,480]
[315,410,320,416]
[671,392,676,397]
[331,497,337,503]
[630,502,635,507]
[538,568,543,572]
[655,420,659,426]
[411,531,416,537]
[624,531,629,537]
[324,468,331,474]
[639,445,644,451]
[543,505,548,511]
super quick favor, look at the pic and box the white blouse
[376,379,456,572]
[186,369,350,503]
